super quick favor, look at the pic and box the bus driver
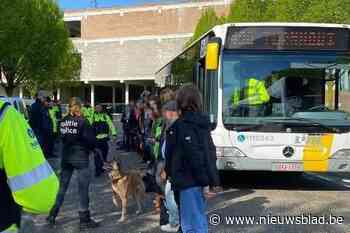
[231,68,270,117]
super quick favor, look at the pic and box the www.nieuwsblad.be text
[209,213,344,226]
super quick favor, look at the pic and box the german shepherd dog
[103,160,146,222]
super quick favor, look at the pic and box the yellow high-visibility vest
[0,100,59,233]
[92,112,117,140]
[232,78,270,106]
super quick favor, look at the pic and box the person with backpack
[168,85,220,233]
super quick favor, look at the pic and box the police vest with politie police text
[61,120,79,135]
[60,115,86,151]
[60,116,83,146]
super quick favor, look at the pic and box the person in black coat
[46,97,99,230]
[29,92,53,158]
[121,101,138,151]
[29,92,46,147]
[166,85,220,233]
[41,97,54,158]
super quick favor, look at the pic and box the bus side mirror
[205,38,221,71]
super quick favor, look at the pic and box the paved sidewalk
[36,150,161,233]
[29,131,350,233]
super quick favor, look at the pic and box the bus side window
[196,63,205,97]
[194,62,207,111]
[339,69,350,112]
[193,62,201,86]
[200,66,205,98]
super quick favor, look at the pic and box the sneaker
[160,224,179,232]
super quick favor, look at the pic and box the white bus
[156,23,350,173]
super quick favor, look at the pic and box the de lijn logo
[237,134,246,143]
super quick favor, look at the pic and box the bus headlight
[216,147,246,157]
[332,150,350,159]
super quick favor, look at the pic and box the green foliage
[303,0,350,24]
[269,0,314,22]
[186,8,221,46]
[189,0,350,44]
[226,0,271,22]
[0,0,79,96]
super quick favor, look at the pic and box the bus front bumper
[217,157,350,172]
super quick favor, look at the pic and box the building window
[65,20,81,38]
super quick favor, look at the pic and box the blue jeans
[180,186,208,233]
[165,181,179,226]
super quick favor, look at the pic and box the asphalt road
[33,150,350,233]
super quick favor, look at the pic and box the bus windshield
[222,52,350,131]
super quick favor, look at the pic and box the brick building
[61,0,231,108]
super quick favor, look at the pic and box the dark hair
[160,87,175,104]
[148,95,160,103]
[151,96,162,114]
[176,85,203,113]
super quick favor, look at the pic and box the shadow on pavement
[220,171,350,191]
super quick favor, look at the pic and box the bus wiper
[285,117,341,133]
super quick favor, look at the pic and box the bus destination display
[225,26,350,51]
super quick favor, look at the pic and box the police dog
[103,160,146,222]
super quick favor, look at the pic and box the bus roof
[223,22,350,29]
[155,22,350,74]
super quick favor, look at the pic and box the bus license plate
[272,163,303,171]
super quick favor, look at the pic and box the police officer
[46,97,99,230]
[231,77,270,117]
[45,97,58,158]
[92,104,117,177]
[0,100,59,233]
[81,103,94,125]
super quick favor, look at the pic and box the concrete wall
[77,3,228,39]
[65,1,230,82]
[76,37,188,81]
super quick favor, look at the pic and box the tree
[186,8,221,46]
[189,0,350,43]
[226,0,271,23]
[0,0,79,96]
[27,48,81,97]
[302,0,350,24]
[271,0,314,22]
